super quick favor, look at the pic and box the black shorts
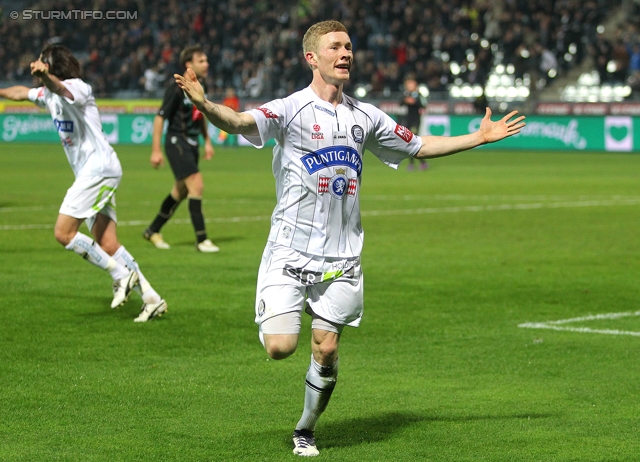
[164,134,200,180]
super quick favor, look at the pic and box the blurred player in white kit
[0,45,166,322]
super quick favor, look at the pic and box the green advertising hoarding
[1,113,638,151]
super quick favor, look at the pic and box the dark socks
[147,194,180,234]
[188,197,207,243]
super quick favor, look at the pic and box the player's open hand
[478,108,526,144]
[30,61,49,78]
[175,68,205,107]
[204,141,215,160]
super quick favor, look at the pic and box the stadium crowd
[1,0,636,99]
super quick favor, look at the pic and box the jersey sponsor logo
[256,107,278,118]
[310,123,325,140]
[54,119,74,132]
[394,123,414,142]
[314,104,335,117]
[351,125,364,143]
[301,145,363,176]
[282,263,356,285]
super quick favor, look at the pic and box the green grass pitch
[1,143,639,461]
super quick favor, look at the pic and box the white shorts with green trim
[59,175,120,231]
[254,241,364,328]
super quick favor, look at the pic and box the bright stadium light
[548,68,557,78]
[506,64,515,74]
[607,60,617,73]
[569,43,577,54]
[450,86,462,98]
[441,52,450,62]
[564,53,573,62]
[461,85,474,98]
[520,49,530,58]
[450,62,461,75]
[473,85,483,97]
[469,62,477,71]
[466,51,475,62]
[496,64,505,74]
[481,39,490,49]
[485,87,496,97]
[597,25,605,34]
[418,84,430,97]
[355,86,367,98]
[518,87,530,98]
[471,33,479,41]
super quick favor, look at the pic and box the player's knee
[54,228,73,247]
[264,338,298,360]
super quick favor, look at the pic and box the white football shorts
[59,175,120,231]
[254,241,364,330]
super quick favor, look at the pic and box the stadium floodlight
[597,25,605,34]
[496,64,505,74]
[355,86,367,98]
[499,102,508,111]
[518,87,530,98]
[461,85,474,98]
[450,86,462,98]
[466,51,475,62]
[454,77,464,85]
[491,43,499,52]
[606,60,617,73]
[564,53,573,62]
[548,68,557,78]
[569,44,577,54]
[469,62,477,71]
[601,85,613,97]
[506,64,515,74]
[500,75,512,86]
[485,87,496,97]
[520,49,530,58]
[506,86,518,98]
[441,52,450,62]
[451,62,461,75]
[489,74,500,85]
[496,86,507,97]
[418,84,430,97]
[473,85,483,97]
[481,39,490,49]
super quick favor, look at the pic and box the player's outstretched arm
[30,60,74,100]
[415,108,525,159]
[175,69,258,136]
[0,86,31,101]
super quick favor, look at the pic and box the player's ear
[305,51,317,67]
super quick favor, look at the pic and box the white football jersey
[244,86,422,258]
[28,79,122,178]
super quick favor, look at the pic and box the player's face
[313,31,353,85]
[187,53,209,79]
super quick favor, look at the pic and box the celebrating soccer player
[0,45,167,322]
[175,20,525,456]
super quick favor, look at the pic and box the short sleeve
[242,99,286,148]
[158,84,180,119]
[27,87,47,108]
[364,107,423,169]
[61,78,92,105]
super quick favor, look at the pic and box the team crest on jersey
[258,299,266,317]
[317,172,356,197]
[310,123,325,140]
[257,107,278,118]
[351,125,364,143]
[394,123,414,143]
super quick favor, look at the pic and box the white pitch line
[519,310,640,337]
[2,198,640,231]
